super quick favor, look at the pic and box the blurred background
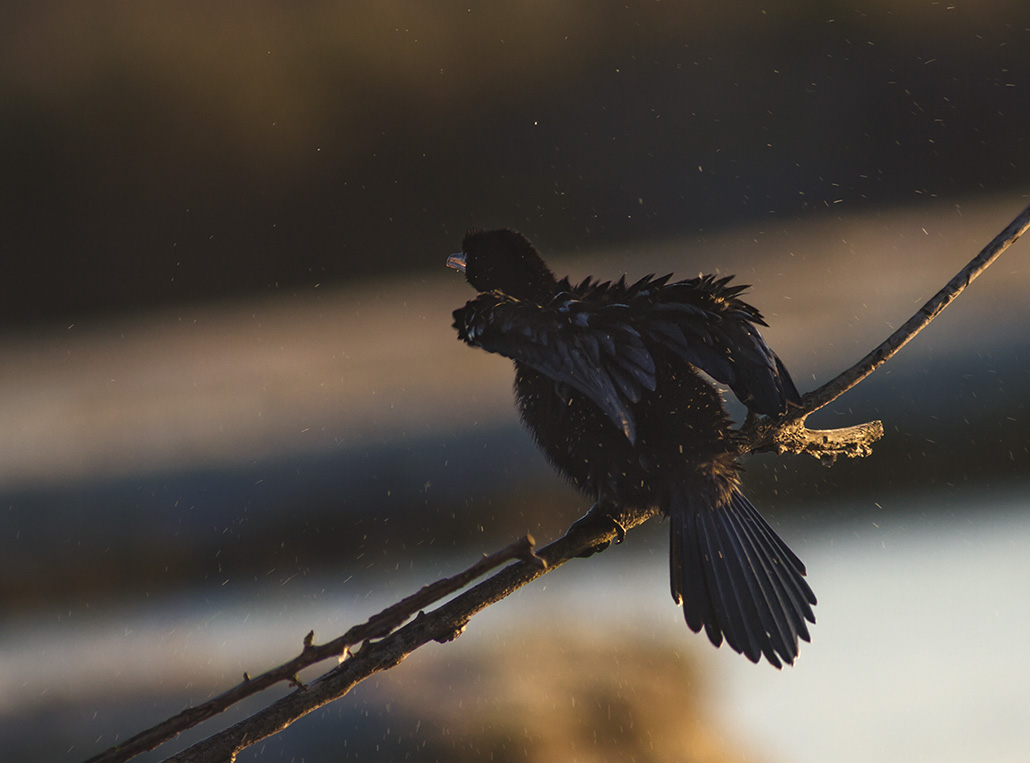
[2,2,1029,760]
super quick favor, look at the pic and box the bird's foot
[568,502,626,557]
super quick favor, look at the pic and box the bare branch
[163,509,647,762]
[84,536,544,763]
[805,201,1030,411]
[83,200,1028,763]
[740,200,1030,461]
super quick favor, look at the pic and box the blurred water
[2,487,1028,761]
[712,488,1030,763]
[482,487,1030,763]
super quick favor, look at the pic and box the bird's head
[447,229,558,301]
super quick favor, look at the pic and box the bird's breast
[513,357,740,505]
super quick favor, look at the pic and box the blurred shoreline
[2,197,1028,609]
[1,195,1026,488]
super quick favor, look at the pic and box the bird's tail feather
[669,485,816,668]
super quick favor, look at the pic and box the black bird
[448,229,816,667]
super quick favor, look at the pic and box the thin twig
[740,201,1030,461]
[804,201,1030,411]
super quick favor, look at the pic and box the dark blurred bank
[3,1,1029,327]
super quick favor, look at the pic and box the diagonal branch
[82,200,1029,763]
[163,507,649,763]
[803,200,1030,411]
[83,536,544,763]
[739,200,1030,462]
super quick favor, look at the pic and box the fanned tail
[668,485,817,668]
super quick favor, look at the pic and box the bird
[448,228,816,668]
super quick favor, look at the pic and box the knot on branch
[773,418,884,464]
[740,413,883,464]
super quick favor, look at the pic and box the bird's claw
[568,503,625,558]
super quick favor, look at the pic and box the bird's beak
[446,252,467,273]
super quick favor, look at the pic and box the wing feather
[453,269,801,440]
[453,292,656,441]
[629,275,800,415]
